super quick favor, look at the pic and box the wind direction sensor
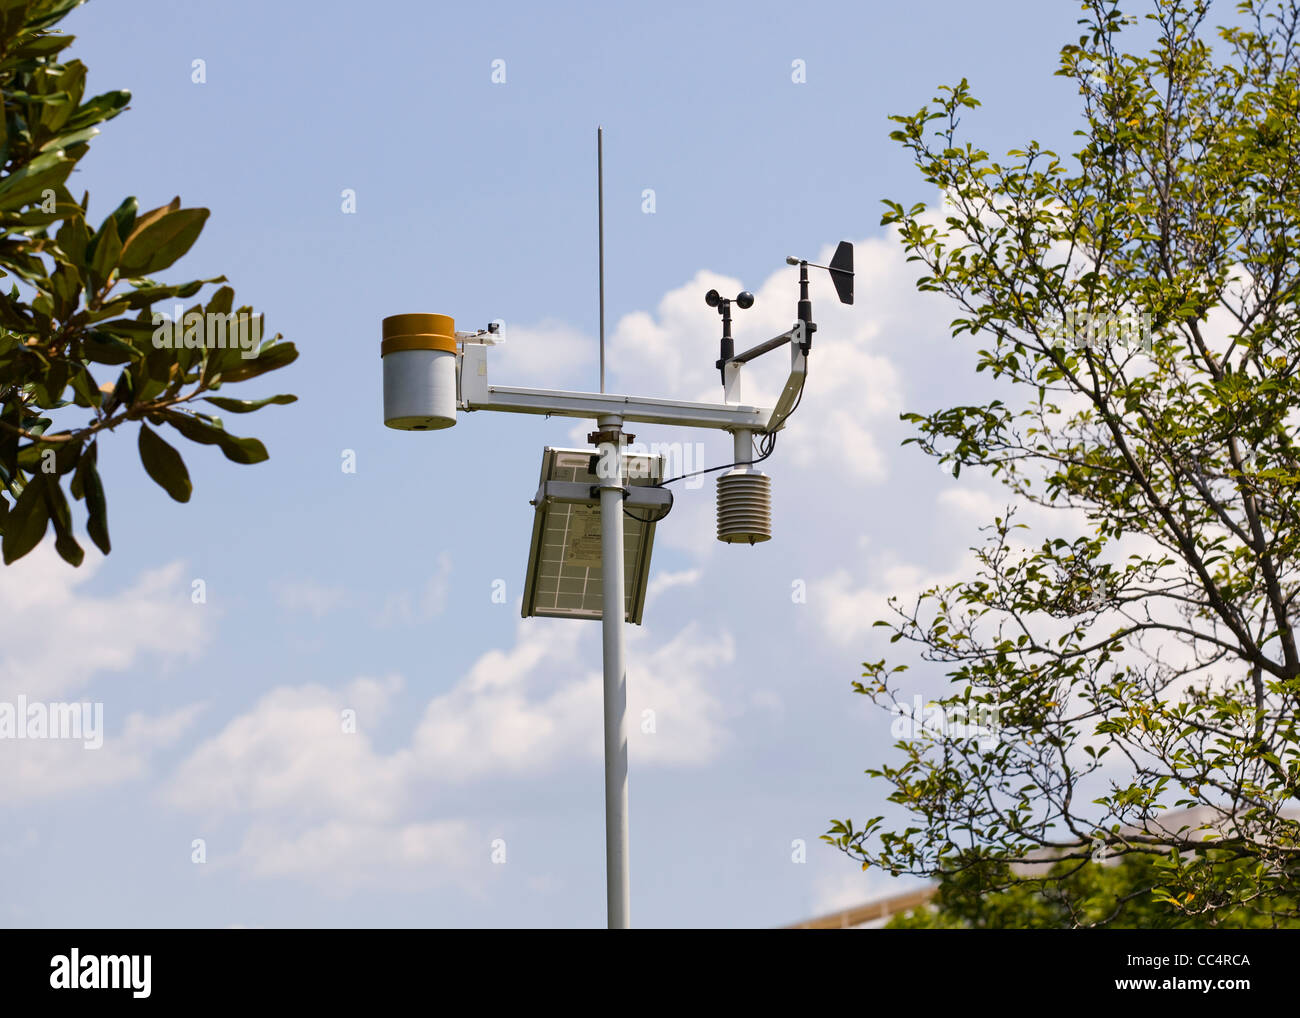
[703,240,854,544]
[790,240,855,305]
[783,240,854,352]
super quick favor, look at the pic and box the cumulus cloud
[807,865,900,920]
[164,616,734,886]
[408,621,598,782]
[166,675,408,823]
[409,616,735,775]
[598,238,915,485]
[625,622,734,765]
[817,561,952,649]
[0,543,207,700]
[645,568,701,605]
[493,319,594,389]
[0,701,204,805]
[235,819,475,890]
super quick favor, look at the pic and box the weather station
[379,128,854,929]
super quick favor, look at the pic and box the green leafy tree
[888,855,1300,928]
[827,0,1300,926]
[0,0,296,566]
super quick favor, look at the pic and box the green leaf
[88,214,121,291]
[82,450,109,554]
[60,89,131,134]
[162,411,269,465]
[215,340,297,383]
[49,260,81,319]
[203,393,297,413]
[69,443,110,554]
[123,274,224,310]
[67,364,101,408]
[161,411,224,448]
[81,329,138,366]
[137,423,191,502]
[38,124,98,152]
[7,31,75,61]
[118,204,208,278]
[107,195,138,241]
[22,2,87,37]
[213,432,268,465]
[0,148,73,213]
[44,477,83,566]
[2,473,49,563]
[55,213,90,268]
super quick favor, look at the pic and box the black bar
[0,928,1294,1005]
[729,330,794,365]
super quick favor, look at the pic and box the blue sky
[1,0,1109,927]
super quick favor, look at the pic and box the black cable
[617,485,672,525]
[655,440,776,488]
[656,373,805,487]
[600,370,808,519]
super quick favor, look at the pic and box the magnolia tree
[828,0,1300,925]
[0,0,296,566]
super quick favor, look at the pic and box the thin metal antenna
[598,125,605,393]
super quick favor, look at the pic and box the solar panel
[522,447,664,624]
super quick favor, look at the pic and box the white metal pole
[733,427,753,466]
[598,126,606,395]
[596,414,630,928]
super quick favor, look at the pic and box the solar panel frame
[521,447,663,624]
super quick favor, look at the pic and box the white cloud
[235,819,475,890]
[598,243,911,485]
[626,623,734,765]
[409,621,599,782]
[818,561,948,648]
[0,702,204,804]
[645,568,701,604]
[165,675,408,823]
[164,615,734,886]
[0,542,208,700]
[937,485,1007,524]
[493,320,593,389]
[809,865,894,918]
[491,229,944,506]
